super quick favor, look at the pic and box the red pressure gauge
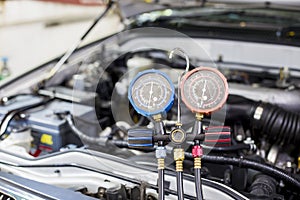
[181,67,228,114]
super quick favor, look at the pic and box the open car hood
[119,0,300,18]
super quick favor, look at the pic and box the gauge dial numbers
[181,67,228,114]
[128,69,175,117]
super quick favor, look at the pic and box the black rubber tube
[112,139,251,153]
[0,93,33,105]
[185,153,300,189]
[249,174,277,196]
[65,114,109,144]
[227,96,300,145]
[158,169,165,200]
[177,171,184,200]
[252,103,300,145]
[195,168,204,200]
[202,143,252,152]
[226,95,258,122]
[112,140,298,190]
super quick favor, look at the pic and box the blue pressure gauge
[128,69,175,117]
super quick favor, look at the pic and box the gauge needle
[200,80,208,106]
[148,82,154,109]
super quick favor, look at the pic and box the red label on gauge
[181,67,228,114]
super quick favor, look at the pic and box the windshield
[166,7,299,25]
[130,4,300,45]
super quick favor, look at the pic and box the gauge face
[128,69,175,117]
[181,67,228,114]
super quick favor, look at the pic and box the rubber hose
[185,153,300,189]
[66,114,110,145]
[114,140,251,152]
[0,93,33,105]
[252,102,300,145]
[158,169,165,200]
[227,95,300,145]
[226,95,258,122]
[202,143,252,152]
[195,168,204,200]
[249,174,277,196]
[177,171,184,200]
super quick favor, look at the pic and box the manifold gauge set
[127,49,229,200]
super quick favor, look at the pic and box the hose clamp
[253,106,264,120]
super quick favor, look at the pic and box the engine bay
[0,28,300,199]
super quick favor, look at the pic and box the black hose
[111,140,156,152]
[226,95,258,122]
[195,168,204,200]
[202,143,253,152]
[65,114,109,145]
[185,153,300,189]
[0,93,33,105]
[249,174,277,197]
[177,171,184,200]
[228,95,300,145]
[252,102,300,145]
[111,140,128,148]
[115,138,252,153]
[158,169,165,200]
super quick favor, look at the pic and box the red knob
[204,126,231,147]
[192,145,203,158]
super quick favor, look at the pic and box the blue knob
[128,128,154,149]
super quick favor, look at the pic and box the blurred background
[0,0,122,79]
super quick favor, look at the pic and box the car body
[0,1,300,199]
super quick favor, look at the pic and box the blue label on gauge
[128,69,175,117]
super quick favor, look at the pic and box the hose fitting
[192,145,203,158]
[192,145,203,169]
[157,158,165,170]
[174,148,185,172]
[156,146,167,170]
[194,157,202,169]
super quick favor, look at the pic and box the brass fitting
[153,114,162,122]
[176,160,183,172]
[170,128,186,145]
[174,148,185,161]
[195,113,204,121]
[194,157,202,169]
[157,158,165,170]
[298,157,300,170]
[175,122,183,127]
[174,148,185,172]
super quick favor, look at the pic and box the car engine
[0,27,300,200]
